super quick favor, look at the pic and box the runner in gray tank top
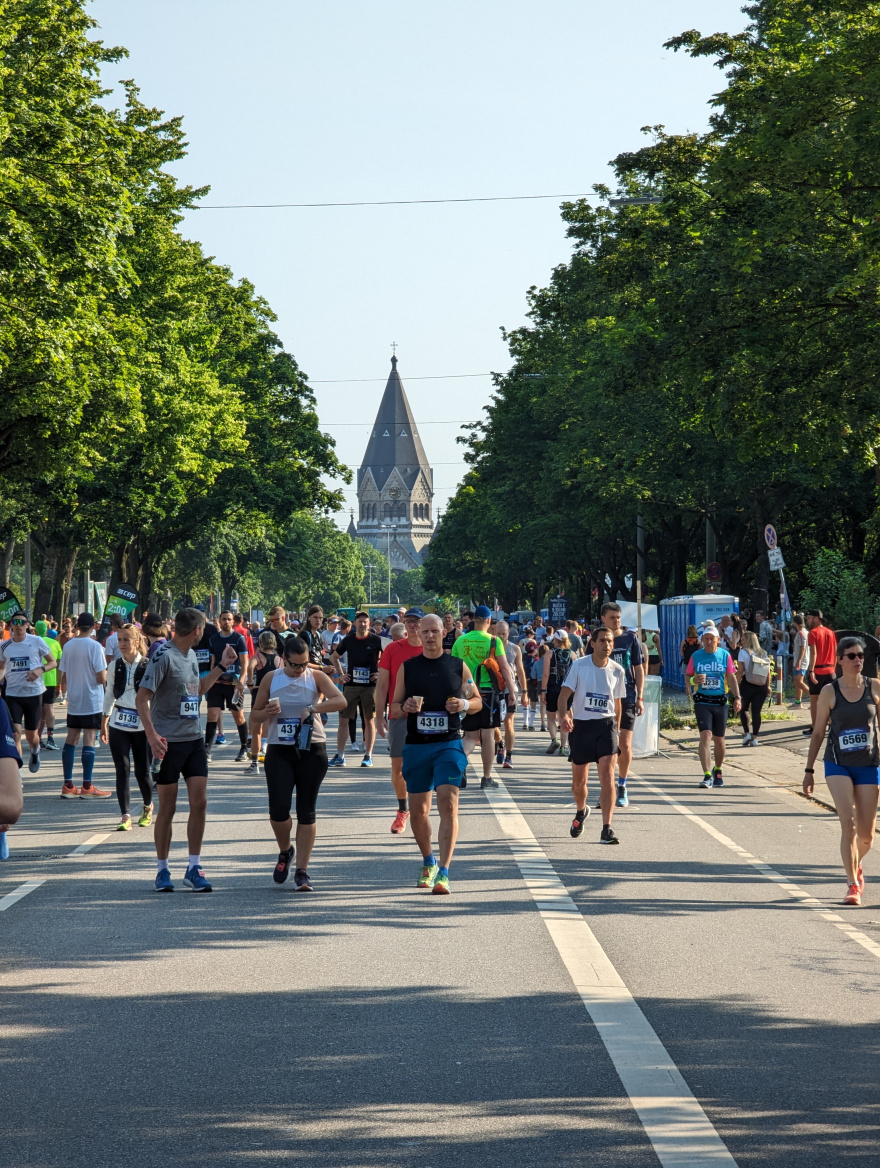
[804,635,880,906]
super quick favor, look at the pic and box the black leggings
[108,726,153,815]
[739,680,770,736]
[264,744,328,825]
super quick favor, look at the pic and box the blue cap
[404,607,426,619]
[474,604,492,620]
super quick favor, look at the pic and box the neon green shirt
[451,630,504,690]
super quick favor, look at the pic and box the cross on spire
[391,341,398,356]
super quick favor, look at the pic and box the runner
[264,605,296,652]
[804,609,837,735]
[496,621,528,768]
[560,625,626,845]
[204,610,250,762]
[59,613,112,797]
[451,605,514,789]
[522,639,541,731]
[101,624,152,830]
[328,611,383,768]
[790,614,810,709]
[0,612,56,771]
[300,606,333,673]
[442,612,459,653]
[803,636,880,905]
[250,635,347,890]
[244,632,280,775]
[542,630,573,756]
[590,603,646,808]
[566,620,584,657]
[375,608,425,833]
[390,614,478,894]
[685,623,742,789]
[34,618,62,750]
[136,607,238,892]
[0,696,23,861]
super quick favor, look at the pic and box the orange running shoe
[843,882,861,906]
[857,864,865,893]
[60,784,81,799]
[390,810,409,834]
[79,785,111,799]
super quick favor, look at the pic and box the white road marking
[635,775,880,963]
[0,880,46,911]
[486,778,738,1167]
[67,833,112,857]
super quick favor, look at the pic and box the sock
[617,775,627,788]
[438,866,449,878]
[30,742,40,756]
[237,722,248,747]
[81,746,95,788]
[423,853,436,867]
[62,743,75,785]
[505,751,512,760]
[157,858,169,873]
[575,807,586,822]
[398,798,407,813]
[205,721,218,749]
[188,854,200,868]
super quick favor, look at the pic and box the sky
[88,0,749,526]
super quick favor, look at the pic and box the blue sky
[88,0,748,523]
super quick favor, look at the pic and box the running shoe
[857,864,865,893]
[741,733,752,747]
[155,869,174,893]
[234,747,248,763]
[801,727,813,736]
[243,760,258,776]
[843,882,861,906]
[293,869,313,891]
[138,805,154,827]
[699,774,712,789]
[44,735,58,751]
[749,737,759,748]
[540,725,547,733]
[390,810,409,834]
[616,785,629,808]
[258,752,266,762]
[432,873,451,895]
[496,743,505,765]
[349,742,362,753]
[79,785,111,798]
[600,825,620,845]
[327,755,346,767]
[273,845,295,885]
[417,862,439,888]
[502,755,513,769]
[0,833,9,861]
[28,749,40,774]
[560,744,569,759]
[570,810,589,838]
[60,784,81,799]
[117,817,132,831]
[183,865,213,893]
[712,768,724,788]
[360,755,373,767]
[594,796,601,809]
[215,734,226,745]
[480,776,499,789]
[545,740,560,755]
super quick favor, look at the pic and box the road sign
[768,547,786,571]
[764,524,778,549]
[707,561,722,582]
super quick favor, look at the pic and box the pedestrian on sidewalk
[803,635,880,906]
[736,632,771,746]
[791,615,810,708]
[804,610,837,735]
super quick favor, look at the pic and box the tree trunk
[52,549,78,619]
[0,539,14,588]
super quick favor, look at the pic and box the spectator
[791,614,810,708]
[755,610,774,654]
[736,631,772,746]
[680,625,700,670]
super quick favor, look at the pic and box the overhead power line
[322,419,478,427]
[199,192,590,210]
[311,372,492,384]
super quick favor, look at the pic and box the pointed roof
[358,356,432,493]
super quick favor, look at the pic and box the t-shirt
[379,639,423,717]
[321,629,343,654]
[43,636,63,687]
[686,647,736,697]
[0,697,21,766]
[442,628,459,651]
[568,632,584,656]
[588,629,645,702]
[793,629,809,669]
[1,635,51,698]
[104,632,122,665]
[562,656,626,721]
[451,630,505,691]
[209,630,247,684]
[757,620,774,653]
[808,625,836,675]
[139,642,202,741]
[59,636,107,715]
[234,626,254,657]
[194,628,214,678]
[336,633,382,686]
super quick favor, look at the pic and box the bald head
[497,620,510,641]
[420,613,444,656]
[420,614,443,632]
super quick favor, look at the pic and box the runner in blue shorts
[804,635,880,906]
[390,614,479,895]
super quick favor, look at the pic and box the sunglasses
[843,652,865,660]
[11,618,26,626]
[285,659,310,671]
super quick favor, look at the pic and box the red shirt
[379,639,423,716]
[808,625,836,674]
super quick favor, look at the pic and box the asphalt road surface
[1,714,877,1168]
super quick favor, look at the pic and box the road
[1,712,878,1167]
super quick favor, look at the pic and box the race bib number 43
[840,728,869,753]
[417,711,448,734]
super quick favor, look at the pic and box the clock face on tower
[388,487,401,500]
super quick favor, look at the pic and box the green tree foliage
[799,550,879,633]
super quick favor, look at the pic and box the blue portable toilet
[660,595,739,690]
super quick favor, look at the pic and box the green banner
[92,582,108,620]
[97,584,139,644]
[0,587,22,624]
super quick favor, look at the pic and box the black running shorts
[155,738,209,785]
[694,700,728,737]
[569,718,619,765]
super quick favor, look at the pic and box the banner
[548,596,569,627]
[97,584,139,644]
[92,582,108,620]
[0,587,22,624]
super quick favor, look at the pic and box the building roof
[358,356,432,493]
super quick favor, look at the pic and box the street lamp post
[380,524,396,602]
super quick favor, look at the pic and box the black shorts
[5,694,41,731]
[527,679,539,702]
[545,685,562,713]
[619,701,637,733]
[42,686,56,705]
[569,718,619,765]
[264,744,328,825]
[809,672,835,697]
[206,683,240,712]
[66,711,103,731]
[154,738,209,785]
[694,700,728,737]
[462,693,502,732]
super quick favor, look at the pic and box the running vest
[403,653,464,744]
[264,668,325,749]
[824,679,880,767]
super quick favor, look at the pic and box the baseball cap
[77,612,96,628]
[701,622,719,636]
[473,604,492,620]
[552,629,566,641]
[524,639,538,653]
[404,607,426,619]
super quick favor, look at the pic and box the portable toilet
[660,595,739,690]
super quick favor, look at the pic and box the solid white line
[486,779,738,1167]
[67,833,112,857]
[0,880,46,911]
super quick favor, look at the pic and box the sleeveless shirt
[825,678,880,767]
[264,668,326,748]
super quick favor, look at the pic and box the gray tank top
[824,678,880,767]
[264,668,326,748]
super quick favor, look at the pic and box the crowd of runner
[0,600,874,905]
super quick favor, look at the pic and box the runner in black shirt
[205,611,249,762]
[329,612,383,768]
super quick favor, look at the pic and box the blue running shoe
[360,755,373,768]
[155,868,174,893]
[327,755,346,767]
[215,734,226,746]
[0,832,9,861]
[183,865,213,892]
[616,785,629,808]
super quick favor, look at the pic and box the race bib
[8,656,29,673]
[111,705,140,731]
[584,691,610,713]
[701,674,723,692]
[180,693,200,720]
[839,728,869,753]
[352,666,370,685]
[416,711,448,734]
[278,719,311,748]
[195,648,211,669]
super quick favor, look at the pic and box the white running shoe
[349,741,363,753]
[749,736,759,747]
[741,733,752,747]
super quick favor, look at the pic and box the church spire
[358,354,431,493]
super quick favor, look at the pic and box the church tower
[348,354,434,570]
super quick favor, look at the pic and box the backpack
[480,637,505,691]
[744,650,771,685]
[113,655,148,700]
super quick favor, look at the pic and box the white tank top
[264,668,325,747]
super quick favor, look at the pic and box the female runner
[243,631,280,775]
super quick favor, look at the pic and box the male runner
[136,607,238,891]
[59,613,111,797]
[560,626,626,845]
[686,623,742,788]
[375,608,424,833]
[496,621,527,769]
[451,605,515,789]
[390,614,479,894]
[590,603,645,808]
[35,619,62,750]
[329,611,383,767]
[803,609,837,734]
[204,610,249,762]
[264,606,296,651]
[0,612,56,771]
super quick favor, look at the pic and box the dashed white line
[0,880,46,911]
[67,833,112,857]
